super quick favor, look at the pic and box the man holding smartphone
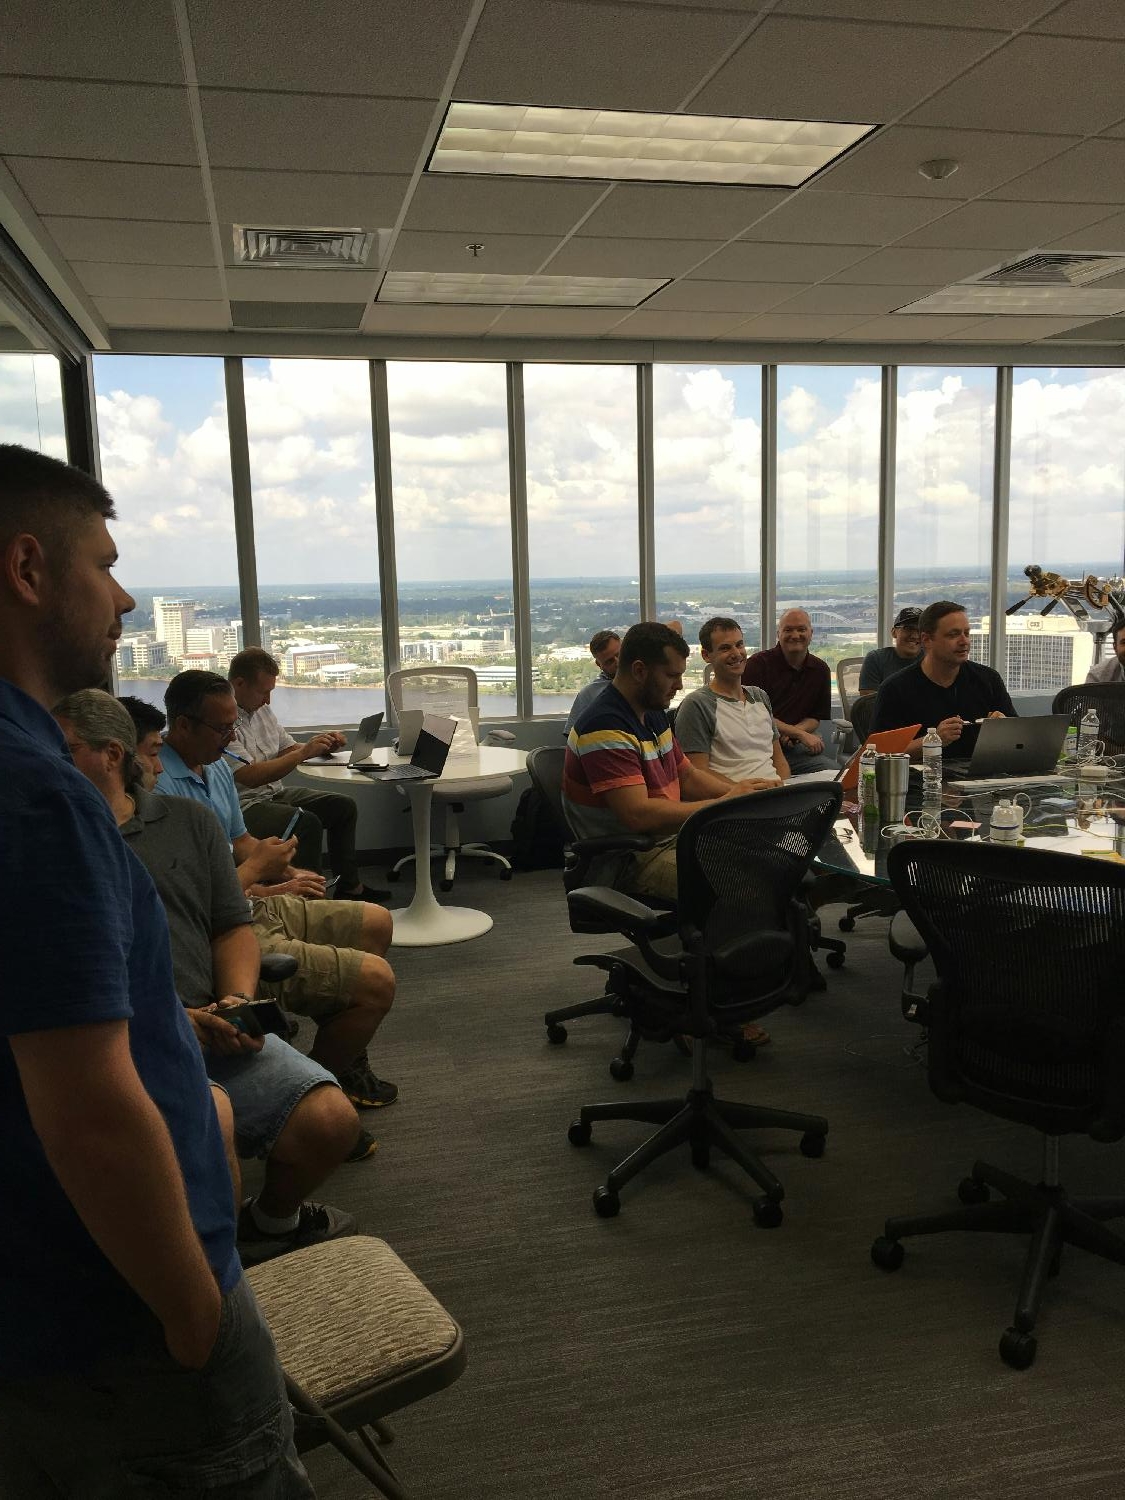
[0,446,314,1495]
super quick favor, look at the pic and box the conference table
[300,743,528,948]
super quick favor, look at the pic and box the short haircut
[1112,618,1125,645]
[54,688,137,755]
[588,629,620,657]
[0,444,114,572]
[918,601,967,637]
[165,670,234,724]
[699,616,740,652]
[229,646,280,681]
[118,693,166,737]
[619,620,689,671]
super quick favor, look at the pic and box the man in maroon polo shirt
[742,608,834,774]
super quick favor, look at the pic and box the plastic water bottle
[1078,708,1100,765]
[989,797,1024,845]
[921,727,942,806]
[859,743,878,816]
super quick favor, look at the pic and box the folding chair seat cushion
[245,1236,465,1429]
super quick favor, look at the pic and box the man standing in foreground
[0,445,313,1496]
[563,621,756,902]
[871,600,1015,760]
[742,609,834,773]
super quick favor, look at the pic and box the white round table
[299,744,528,947]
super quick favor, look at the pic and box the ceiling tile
[1,1,182,82]
[406,176,605,235]
[544,237,721,277]
[983,141,1125,205]
[1040,209,1125,249]
[486,307,629,336]
[187,0,472,97]
[697,241,870,282]
[739,191,954,246]
[829,246,1004,283]
[720,312,871,340]
[94,297,231,329]
[603,311,749,338]
[224,268,379,302]
[363,305,500,335]
[775,1,1045,25]
[694,15,1002,120]
[42,218,216,266]
[1032,0,1125,39]
[0,80,197,165]
[454,0,749,112]
[211,171,411,229]
[4,158,209,222]
[946,315,1104,340]
[895,200,1114,250]
[200,91,435,174]
[809,126,1083,200]
[642,280,799,313]
[388,231,563,274]
[770,282,938,314]
[908,35,1125,135]
[1044,315,1125,340]
[73,262,223,300]
[841,313,992,339]
[575,185,788,242]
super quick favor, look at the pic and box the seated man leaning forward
[871,599,1016,760]
[563,628,620,737]
[741,608,834,774]
[227,646,384,903]
[562,620,758,904]
[1087,618,1125,684]
[859,606,922,696]
[57,690,368,1264]
[152,670,398,1111]
[675,616,789,789]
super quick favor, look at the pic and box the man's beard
[40,601,116,699]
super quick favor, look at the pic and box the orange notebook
[839,724,922,793]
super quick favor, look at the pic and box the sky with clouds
[3,351,1117,591]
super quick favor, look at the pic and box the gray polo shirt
[120,787,252,1008]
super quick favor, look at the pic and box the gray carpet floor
[271,863,1125,1499]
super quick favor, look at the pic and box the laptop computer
[303,713,386,770]
[363,713,456,782]
[944,714,1070,789]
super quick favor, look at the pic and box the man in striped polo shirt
[562,621,757,902]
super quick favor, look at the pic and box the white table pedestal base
[388,780,495,947]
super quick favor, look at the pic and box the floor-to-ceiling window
[524,363,640,714]
[653,364,761,686]
[385,361,513,716]
[92,354,237,716]
[0,351,66,456]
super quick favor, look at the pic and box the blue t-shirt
[155,741,247,841]
[0,679,240,1377]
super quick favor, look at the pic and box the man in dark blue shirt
[0,445,312,1495]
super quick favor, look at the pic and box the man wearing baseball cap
[858,607,922,696]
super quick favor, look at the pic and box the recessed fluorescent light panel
[899,286,1125,317]
[429,103,875,187]
[379,272,668,306]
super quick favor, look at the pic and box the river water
[122,679,570,725]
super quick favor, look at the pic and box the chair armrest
[259,952,299,983]
[568,885,667,935]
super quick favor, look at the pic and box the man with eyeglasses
[158,671,399,1114]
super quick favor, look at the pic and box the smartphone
[280,810,300,841]
[223,999,289,1039]
[324,875,341,898]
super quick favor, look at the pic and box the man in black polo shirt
[870,600,1016,760]
[742,608,833,773]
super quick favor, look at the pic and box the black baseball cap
[893,607,921,629]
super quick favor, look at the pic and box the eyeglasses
[186,715,236,740]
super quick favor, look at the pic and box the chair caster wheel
[386,869,400,883]
[731,1038,755,1064]
[439,879,454,892]
[838,916,856,932]
[1000,1327,1037,1370]
[691,1144,710,1170]
[753,1198,783,1229]
[500,867,513,881]
[958,1176,990,1205]
[871,1236,904,1272]
[593,1186,620,1218]
[826,950,845,969]
[609,1057,634,1082]
[546,1023,567,1044]
[567,1120,591,1147]
[799,1131,826,1158]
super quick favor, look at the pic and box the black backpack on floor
[509,786,566,871]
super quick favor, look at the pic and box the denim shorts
[206,1033,338,1159]
[0,1277,314,1497]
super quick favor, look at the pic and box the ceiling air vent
[234,225,377,267]
[976,253,1125,287]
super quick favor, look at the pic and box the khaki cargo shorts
[252,894,365,1019]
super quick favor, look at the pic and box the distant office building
[285,643,344,676]
[400,640,463,663]
[185,625,226,656]
[972,614,1095,694]
[180,651,221,673]
[120,636,168,671]
[318,662,360,685]
[117,640,135,672]
[152,597,196,660]
[224,620,273,656]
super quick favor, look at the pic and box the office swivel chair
[832,655,865,758]
[872,840,1125,1369]
[1051,682,1125,757]
[385,666,513,890]
[566,781,842,1220]
[835,691,898,935]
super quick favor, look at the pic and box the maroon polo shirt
[742,643,831,726]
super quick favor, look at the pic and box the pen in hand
[222,747,251,764]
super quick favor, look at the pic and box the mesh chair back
[386,667,477,728]
[675,782,843,1019]
[1051,682,1125,757]
[849,693,875,744]
[526,745,570,838]
[836,656,864,719]
[889,840,1125,1139]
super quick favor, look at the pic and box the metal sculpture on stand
[1008,566,1125,662]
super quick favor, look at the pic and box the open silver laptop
[303,712,386,769]
[944,715,1070,790]
[364,713,456,781]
